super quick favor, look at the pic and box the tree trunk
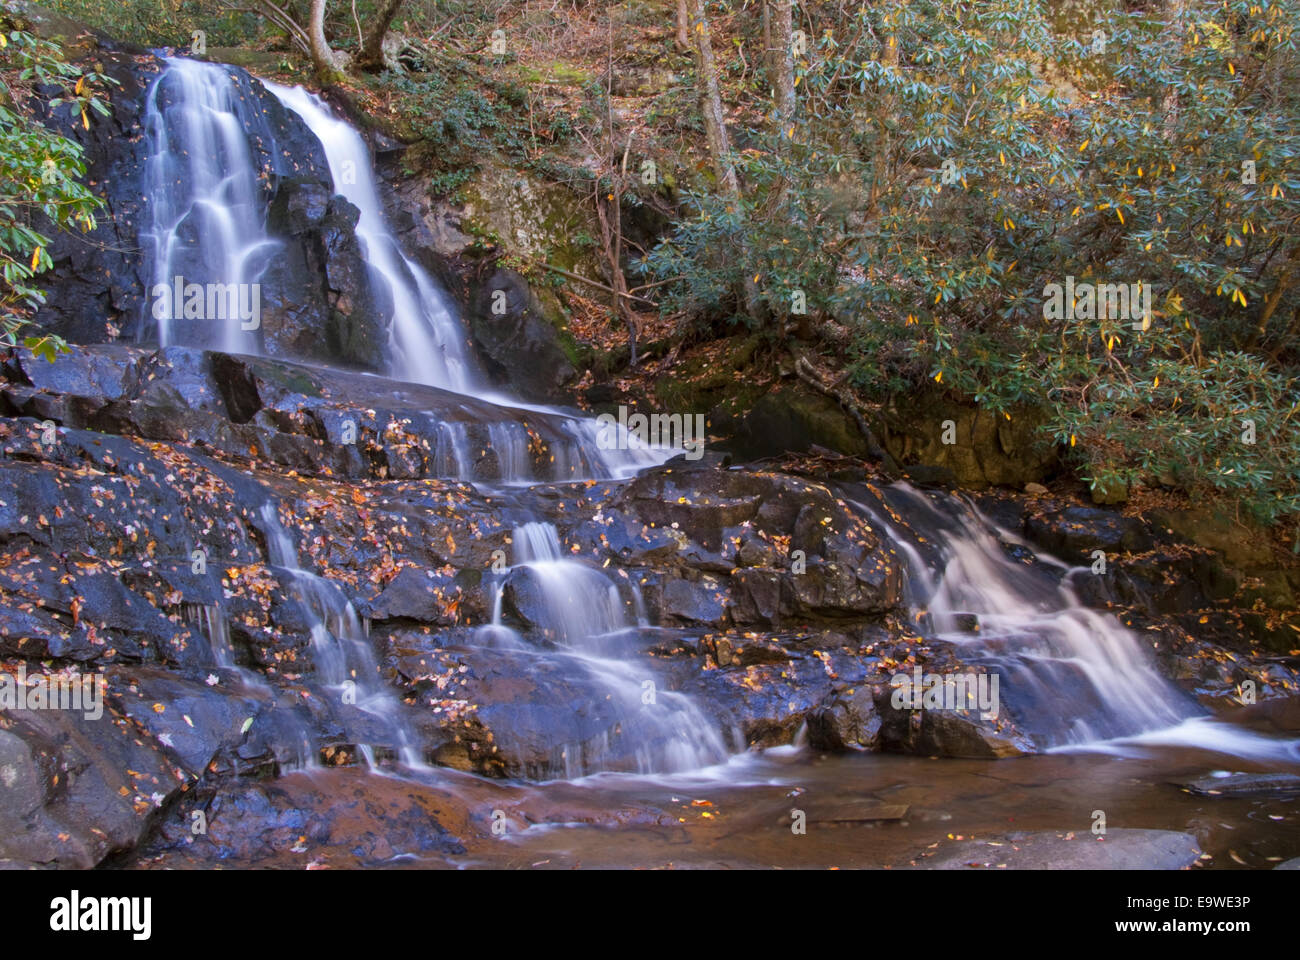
[687,0,764,322]
[687,0,739,197]
[762,1,772,73]
[675,0,690,51]
[307,0,346,84]
[772,0,795,129]
[355,0,405,71]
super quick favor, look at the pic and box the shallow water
[133,704,1300,870]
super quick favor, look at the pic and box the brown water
[132,715,1300,870]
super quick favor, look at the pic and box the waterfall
[263,79,676,482]
[261,81,475,393]
[480,521,729,778]
[141,58,280,352]
[257,501,424,769]
[857,483,1299,760]
[194,602,318,769]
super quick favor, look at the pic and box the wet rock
[111,666,264,777]
[0,686,189,868]
[658,577,728,626]
[877,683,1034,759]
[370,566,457,624]
[808,684,883,751]
[139,772,464,865]
[1024,506,1153,561]
[913,829,1202,869]
[393,640,689,778]
[466,266,576,403]
[717,384,872,461]
[3,344,600,483]
[1176,772,1300,797]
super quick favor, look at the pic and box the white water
[264,80,677,482]
[142,58,280,352]
[262,81,476,392]
[258,501,424,769]
[481,521,729,777]
[860,484,1298,757]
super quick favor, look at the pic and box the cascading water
[146,59,1296,778]
[480,521,729,778]
[262,81,475,393]
[855,483,1299,760]
[263,79,671,483]
[257,501,424,769]
[195,602,318,768]
[142,58,280,352]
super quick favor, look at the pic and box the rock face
[0,343,600,483]
[879,395,1058,488]
[464,265,577,402]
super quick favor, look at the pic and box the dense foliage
[646,0,1300,525]
[0,24,113,359]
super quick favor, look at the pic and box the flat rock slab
[1275,858,1300,870]
[1176,772,1300,797]
[912,829,1202,870]
[808,802,909,823]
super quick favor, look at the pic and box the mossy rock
[653,335,762,413]
[1148,507,1277,569]
[716,384,871,461]
[204,48,285,72]
[879,393,1057,489]
[458,162,601,278]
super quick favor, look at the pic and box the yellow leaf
[933,371,942,383]
[1153,376,1159,389]
[1228,61,1235,75]
[30,247,41,271]
[75,76,85,95]
[81,107,89,130]
[1070,434,1076,447]
[1078,138,1090,152]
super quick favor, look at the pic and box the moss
[654,335,765,418]
[534,286,590,370]
[457,162,602,278]
[518,62,594,86]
